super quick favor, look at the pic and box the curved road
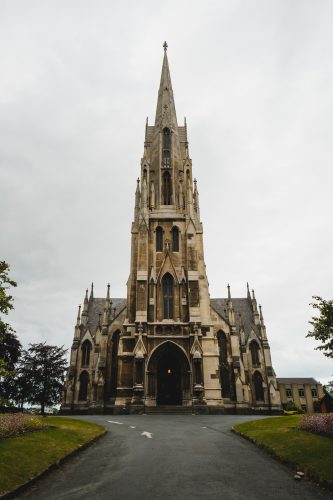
[19,414,331,500]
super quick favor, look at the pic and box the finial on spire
[163,41,168,52]
[89,282,94,300]
[227,283,231,301]
[76,304,81,326]
[259,304,264,322]
[252,289,256,300]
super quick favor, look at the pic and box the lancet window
[250,341,260,367]
[162,128,171,167]
[78,371,89,401]
[253,371,264,401]
[172,226,179,252]
[110,331,120,397]
[156,226,163,252]
[162,171,172,205]
[162,273,174,319]
[217,331,228,364]
[81,340,91,366]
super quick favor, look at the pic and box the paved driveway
[19,414,331,500]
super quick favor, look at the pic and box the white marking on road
[202,426,207,429]
[130,426,136,429]
[141,431,153,439]
[107,420,123,425]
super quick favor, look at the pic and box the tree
[307,296,333,359]
[0,330,22,404]
[0,261,18,387]
[21,343,67,414]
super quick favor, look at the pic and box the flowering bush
[0,413,47,438]
[299,414,333,438]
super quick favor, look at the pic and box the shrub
[0,413,47,438]
[285,400,304,413]
[299,414,333,438]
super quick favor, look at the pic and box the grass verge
[233,415,333,490]
[0,416,106,497]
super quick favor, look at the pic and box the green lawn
[234,416,333,489]
[0,416,106,497]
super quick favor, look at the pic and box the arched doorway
[147,342,191,406]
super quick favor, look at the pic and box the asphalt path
[19,414,331,500]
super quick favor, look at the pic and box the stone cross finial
[163,41,168,51]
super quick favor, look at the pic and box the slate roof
[87,298,127,334]
[211,298,260,338]
[276,378,319,385]
[86,296,259,339]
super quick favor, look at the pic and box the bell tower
[122,42,222,408]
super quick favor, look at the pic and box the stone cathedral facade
[62,45,281,414]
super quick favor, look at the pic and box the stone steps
[145,405,193,414]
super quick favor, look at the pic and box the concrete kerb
[2,429,108,499]
[231,426,333,494]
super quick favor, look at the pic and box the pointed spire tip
[163,41,168,52]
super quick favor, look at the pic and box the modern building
[277,377,324,413]
[61,44,281,414]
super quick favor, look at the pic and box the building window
[286,388,292,398]
[253,371,264,401]
[311,388,318,398]
[299,388,305,398]
[162,273,174,319]
[217,331,228,364]
[250,341,260,367]
[172,227,179,252]
[110,331,120,397]
[79,371,89,401]
[156,226,163,252]
[301,404,307,412]
[221,365,231,398]
[162,128,171,167]
[81,340,91,366]
[162,171,172,205]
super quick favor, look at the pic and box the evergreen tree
[21,343,67,414]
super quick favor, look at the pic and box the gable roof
[211,297,260,339]
[87,298,126,334]
[276,377,320,385]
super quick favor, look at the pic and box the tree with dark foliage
[307,296,333,359]
[21,343,67,414]
[0,261,21,404]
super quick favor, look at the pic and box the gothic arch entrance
[147,342,191,406]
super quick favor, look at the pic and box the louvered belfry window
[162,128,171,167]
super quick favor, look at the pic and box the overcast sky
[1,0,332,384]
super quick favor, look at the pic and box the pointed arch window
[81,340,91,367]
[250,341,260,367]
[162,273,174,319]
[162,171,172,205]
[217,331,228,364]
[221,366,231,398]
[162,128,171,167]
[79,371,89,401]
[253,371,264,401]
[172,226,179,252]
[156,226,163,252]
[110,331,120,397]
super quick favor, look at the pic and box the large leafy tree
[21,343,67,414]
[0,261,20,384]
[307,296,333,359]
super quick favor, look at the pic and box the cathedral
[61,44,281,415]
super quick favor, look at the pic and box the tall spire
[155,42,178,130]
